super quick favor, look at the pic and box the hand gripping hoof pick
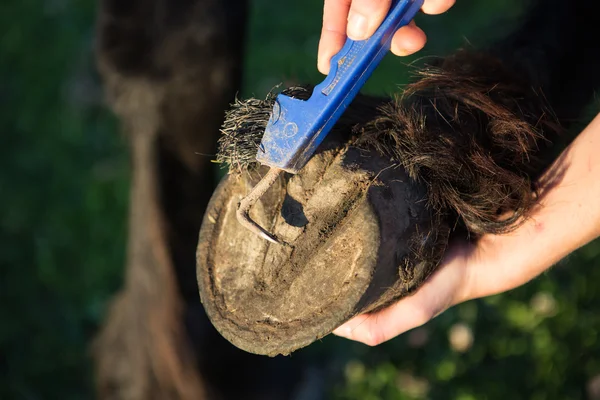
[236,0,424,244]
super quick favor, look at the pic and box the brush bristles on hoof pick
[236,168,284,245]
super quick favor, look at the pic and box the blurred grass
[1,0,599,399]
[1,1,129,398]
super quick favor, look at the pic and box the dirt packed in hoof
[197,144,442,356]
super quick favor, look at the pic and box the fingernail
[347,12,368,39]
[333,325,352,338]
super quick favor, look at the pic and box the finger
[390,21,427,56]
[422,0,456,15]
[318,0,352,74]
[332,294,439,346]
[333,246,468,345]
[346,0,392,41]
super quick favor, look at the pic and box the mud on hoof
[197,142,446,356]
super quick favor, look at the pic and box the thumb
[333,243,469,346]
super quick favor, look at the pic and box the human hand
[332,238,476,346]
[317,0,456,74]
[331,227,566,346]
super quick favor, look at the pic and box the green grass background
[1,0,599,399]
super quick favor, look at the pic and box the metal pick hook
[236,168,284,244]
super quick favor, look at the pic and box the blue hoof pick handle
[236,0,424,244]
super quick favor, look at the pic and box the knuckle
[412,305,434,326]
[363,325,386,347]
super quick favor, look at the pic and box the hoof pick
[236,0,424,244]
